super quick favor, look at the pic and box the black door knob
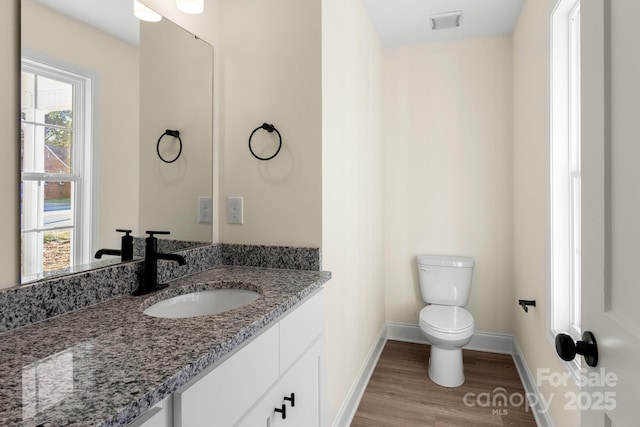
[555,331,598,367]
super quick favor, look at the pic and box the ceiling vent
[430,10,463,30]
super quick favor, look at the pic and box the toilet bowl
[419,305,474,387]
[416,255,475,388]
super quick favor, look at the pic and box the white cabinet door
[236,339,322,427]
[279,289,325,373]
[174,326,279,427]
[272,346,320,427]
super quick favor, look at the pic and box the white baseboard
[385,321,425,344]
[512,338,554,427]
[386,321,514,354]
[331,324,387,427]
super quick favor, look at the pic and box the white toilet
[417,254,475,388]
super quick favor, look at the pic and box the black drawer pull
[274,404,286,419]
[284,392,295,407]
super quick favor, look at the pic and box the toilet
[417,254,475,388]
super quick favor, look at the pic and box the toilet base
[428,346,464,387]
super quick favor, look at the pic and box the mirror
[20,0,213,283]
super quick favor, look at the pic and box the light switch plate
[226,197,243,224]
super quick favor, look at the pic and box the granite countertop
[0,266,331,427]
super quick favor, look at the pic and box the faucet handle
[116,229,133,236]
[146,230,171,238]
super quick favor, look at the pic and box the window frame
[20,57,94,282]
[549,0,582,377]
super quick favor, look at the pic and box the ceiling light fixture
[430,10,463,30]
[176,0,204,14]
[134,0,162,22]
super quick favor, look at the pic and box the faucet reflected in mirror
[94,229,134,262]
[19,0,213,285]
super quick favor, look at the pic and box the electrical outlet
[198,196,213,223]
[226,197,243,224]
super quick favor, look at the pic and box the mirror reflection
[20,0,213,283]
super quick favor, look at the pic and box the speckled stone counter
[0,266,331,427]
[0,244,321,333]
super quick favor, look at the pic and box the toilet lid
[419,305,474,333]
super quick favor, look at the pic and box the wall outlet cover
[198,196,213,223]
[226,197,243,224]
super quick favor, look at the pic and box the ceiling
[35,0,527,50]
[36,0,139,45]
[361,0,526,47]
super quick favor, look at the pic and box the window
[550,0,581,359]
[21,59,93,282]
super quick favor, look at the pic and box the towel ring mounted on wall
[157,129,182,163]
[248,123,282,161]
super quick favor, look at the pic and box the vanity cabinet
[127,289,325,427]
[172,289,326,427]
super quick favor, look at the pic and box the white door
[580,1,640,426]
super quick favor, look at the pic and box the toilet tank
[416,255,475,306]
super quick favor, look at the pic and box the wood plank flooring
[351,341,538,427]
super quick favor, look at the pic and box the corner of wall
[321,0,385,424]
[0,0,21,289]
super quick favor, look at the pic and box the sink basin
[144,288,261,319]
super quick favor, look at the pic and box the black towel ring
[157,129,182,163]
[248,123,282,161]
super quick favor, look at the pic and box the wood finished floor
[351,341,538,427]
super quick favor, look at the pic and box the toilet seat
[419,305,474,334]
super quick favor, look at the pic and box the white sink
[144,288,261,319]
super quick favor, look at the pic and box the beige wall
[22,0,140,259]
[322,0,385,423]
[0,0,20,289]
[217,0,322,247]
[512,0,579,425]
[382,36,515,335]
[138,18,213,241]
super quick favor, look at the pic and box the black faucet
[94,229,134,261]
[132,230,187,296]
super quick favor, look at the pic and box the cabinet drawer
[174,326,279,427]
[279,289,325,372]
